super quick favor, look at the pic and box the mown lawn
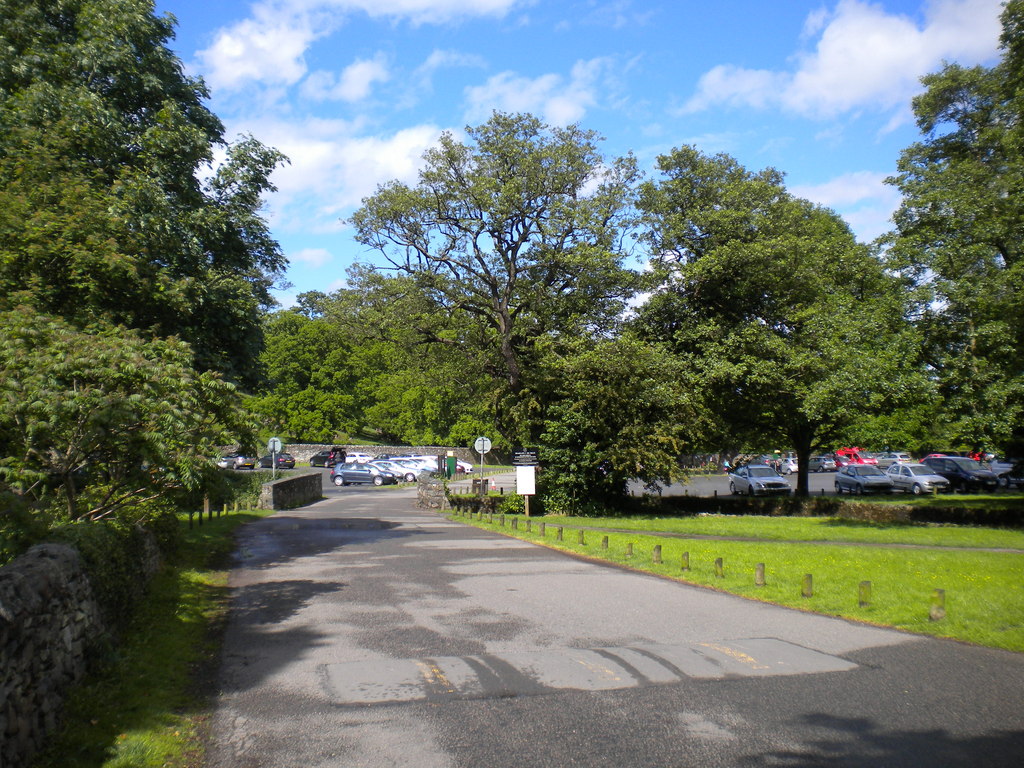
[453,509,1024,653]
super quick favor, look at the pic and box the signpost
[513,446,539,515]
[473,436,491,496]
[267,437,282,480]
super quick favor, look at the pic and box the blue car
[330,461,398,487]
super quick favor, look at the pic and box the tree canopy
[0,0,286,387]
[883,0,1024,456]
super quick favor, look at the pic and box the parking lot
[630,469,844,498]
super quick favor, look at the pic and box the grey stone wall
[0,544,104,768]
[258,471,323,510]
[416,476,448,510]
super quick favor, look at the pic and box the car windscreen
[748,467,778,477]
[908,465,934,475]
[854,466,884,475]
[950,458,982,470]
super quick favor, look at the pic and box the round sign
[474,436,492,454]
[268,437,283,453]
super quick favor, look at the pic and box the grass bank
[31,509,272,768]
[451,508,1024,653]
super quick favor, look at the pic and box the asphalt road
[205,485,1024,767]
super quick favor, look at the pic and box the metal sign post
[268,437,282,481]
[473,436,492,496]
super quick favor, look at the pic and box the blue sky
[153,0,1004,307]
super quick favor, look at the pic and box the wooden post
[539,522,546,536]
[626,542,633,557]
[500,514,505,527]
[802,574,813,598]
[511,517,517,530]
[930,588,946,621]
[653,545,662,564]
[681,551,690,571]
[556,526,563,541]
[526,519,532,533]
[525,496,531,517]
[577,530,585,545]
[858,581,872,607]
[714,557,724,578]
[755,563,765,586]
[601,535,609,550]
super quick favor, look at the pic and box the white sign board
[474,436,492,454]
[268,437,282,453]
[516,465,536,496]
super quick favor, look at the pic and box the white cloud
[302,53,391,102]
[683,0,1003,119]
[236,117,445,233]
[463,58,611,126]
[790,170,903,242]
[196,0,525,93]
[291,247,335,267]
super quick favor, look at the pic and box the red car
[835,447,877,465]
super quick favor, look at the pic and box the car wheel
[835,484,842,494]
[332,476,344,486]
[855,485,864,495]
[405,473,416,482]
[747,486,755,497]
[373,475,384,486]
[912,483,924,495]
[729,482,737,495]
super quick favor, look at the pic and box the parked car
[330,462,398,487]
[259,452,295,469]
[835,464,894,495]
[987,457,1024,489]
[728,464,792,496]
[807,455,837,472]
[310,446,348,467]
[835,447,878,465]
[875,451,913,469]
[922,456,1000,492]
[218,453,256,470]
[346,452,374,464]
[777,456,798,475]
[368,460,422,483]
[885,463,949,495]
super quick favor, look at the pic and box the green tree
[0,0,286,386]
[348,112,640,444]
[884,0,1024,455]
[0,307,253,521]
[635,147,922,495]
[247,309,362,442]
[538,337,702,512]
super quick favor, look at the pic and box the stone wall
[416,476,448,510]
[0,544,104,768]
[258,471,323,510]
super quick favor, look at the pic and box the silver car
[886,463,949,495]
[835,464,894,495]
[875,451,913,469]
[729,464,792,496]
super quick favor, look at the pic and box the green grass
[31,508,273,768]
[454,511,1024,652]
[536,511,1024,548]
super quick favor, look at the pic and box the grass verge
[452,510,1024,653]
[31,509,273,768]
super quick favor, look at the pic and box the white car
[886,463,950,494]
[876,451,913,469]
[777,457,798,475]
[345,452,374,464]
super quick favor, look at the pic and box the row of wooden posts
[451,507,948,622]
[187,496,252,529]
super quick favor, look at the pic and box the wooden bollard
[930,588,946,621]
[802,574,813,598]
[601,535,608,550]
[500,514,505,527]
[626,543,633,557]
[511,517,518,530]
[681,551,690,571]
[859,581,872,607]
[526,519,532,532]
[755,563,765,586]
[577,530,585,545]
[714,557,724,578]
[653,545,662,564]
[557,526,563,541]
[539,522,546,536]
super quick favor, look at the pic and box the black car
[921,456,999,492]
[310,446,348,467]
[330,461,398,487]
[259,452,295,469]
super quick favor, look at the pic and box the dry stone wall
[0,544,103,768]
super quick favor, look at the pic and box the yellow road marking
[699,642,770,670]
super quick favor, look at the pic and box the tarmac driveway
[205,488,1024,767]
